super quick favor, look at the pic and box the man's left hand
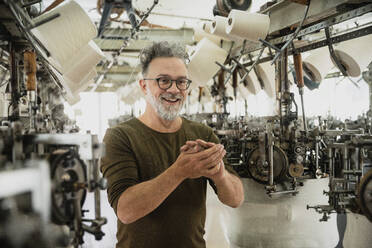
[180,139,226,182]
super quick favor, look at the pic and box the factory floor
[81,179,372,248]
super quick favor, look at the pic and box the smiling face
[141,57,189,121]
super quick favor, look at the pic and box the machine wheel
[358,169,372,221]
[245,146,288,184]
[49,150,87,225]
[215,0,252,16]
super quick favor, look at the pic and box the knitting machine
[196,0,372,224]
[0,1,108,247]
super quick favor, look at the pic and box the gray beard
[145,89,184,121]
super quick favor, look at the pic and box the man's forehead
[148,57,186,71]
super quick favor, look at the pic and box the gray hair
[140,41,189,76]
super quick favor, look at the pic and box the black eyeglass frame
[143,77,192,91]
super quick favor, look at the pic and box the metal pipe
[269,189,299,196]
[316,137,319,170]
[355,147,360,184]
[343,169,362,174]
[9,42,19,121]
[343,146,350,191]
[93,160,101,219]
[268,133,274,186]
[328,148,334,177]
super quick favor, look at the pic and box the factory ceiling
[0,0,371,93]
[40,0,222,92]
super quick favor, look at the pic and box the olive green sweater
[101,117,236,248]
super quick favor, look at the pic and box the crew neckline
[134,117,185,134]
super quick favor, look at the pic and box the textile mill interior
[0,0,372,247]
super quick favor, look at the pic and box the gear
[245,145,288,184]
[358,169,372,221]
[49,150,87,225]
[215,0,252,16]
[289,163,304,178]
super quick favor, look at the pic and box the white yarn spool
[238,68,261,95]
[211,16,234,41]
[126,84,143,105]
[225,83,234,98]
[193,25,222,45]
[32,0,97,72]
[226,10,270,42]
[64,41,105,87]
[332,34,372,77]
[65,92,81,105]
[123,84,136,105]
[257,62,276,98]
[187,88,199,103]
[66,69,97,94]
[202,21,213,33]
[199,87,213,105]
[188,38,228,89]
[303,47,334,83]
[237,81,250,99]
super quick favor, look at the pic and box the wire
[0,80,9,88]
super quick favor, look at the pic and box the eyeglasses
[143,76,192,91]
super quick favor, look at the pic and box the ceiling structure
[40,0,219,92]
[38,0,372,93]
[40,0,264,92]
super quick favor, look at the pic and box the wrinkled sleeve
[206,128,240,194]
[100,127,139,214]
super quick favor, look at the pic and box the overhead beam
[94,27,195,51]
[261,0,369,35]
[96,65,141,74]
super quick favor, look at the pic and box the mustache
[160,92,184,101]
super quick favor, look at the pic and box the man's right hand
[173,143,226,179]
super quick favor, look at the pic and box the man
[101,41,244,248]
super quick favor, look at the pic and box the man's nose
[166,80,181,93]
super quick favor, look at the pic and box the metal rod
[325,27,348,76]
[22,0,42,8]
[271,3,310,64]
[93,160,101,219]
[28,13,60,30]
[239,46,265,84]
[315,138,319,170]
[300,88,307,131]
[136,0,159,30]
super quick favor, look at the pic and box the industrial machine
[201,0,372,222]
[0,0,372,247]
[0,0,108,247]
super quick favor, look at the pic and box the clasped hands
[174,139,226,182]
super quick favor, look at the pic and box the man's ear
[139,79,147,94]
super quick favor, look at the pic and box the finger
[204,163,221,176]
[180,145,188,152]
[186,140,198,147]
[196,139,215,148]
[195,139,211,148]
[199,146,225,163]
[204,149,226,167]
[197,144,224,160]
[207,163,217,169]
[221,149,226,158]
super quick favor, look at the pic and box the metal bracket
[134,0,159,32]
[216,40,248,87]
[246,3,372,54]
[5,0,52,57]
[249,54,265,90]
[27,13,60,30]
[243,25,372,67]
[239,46,266,84]
[270,2,311,64]
[325,27,348,77]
